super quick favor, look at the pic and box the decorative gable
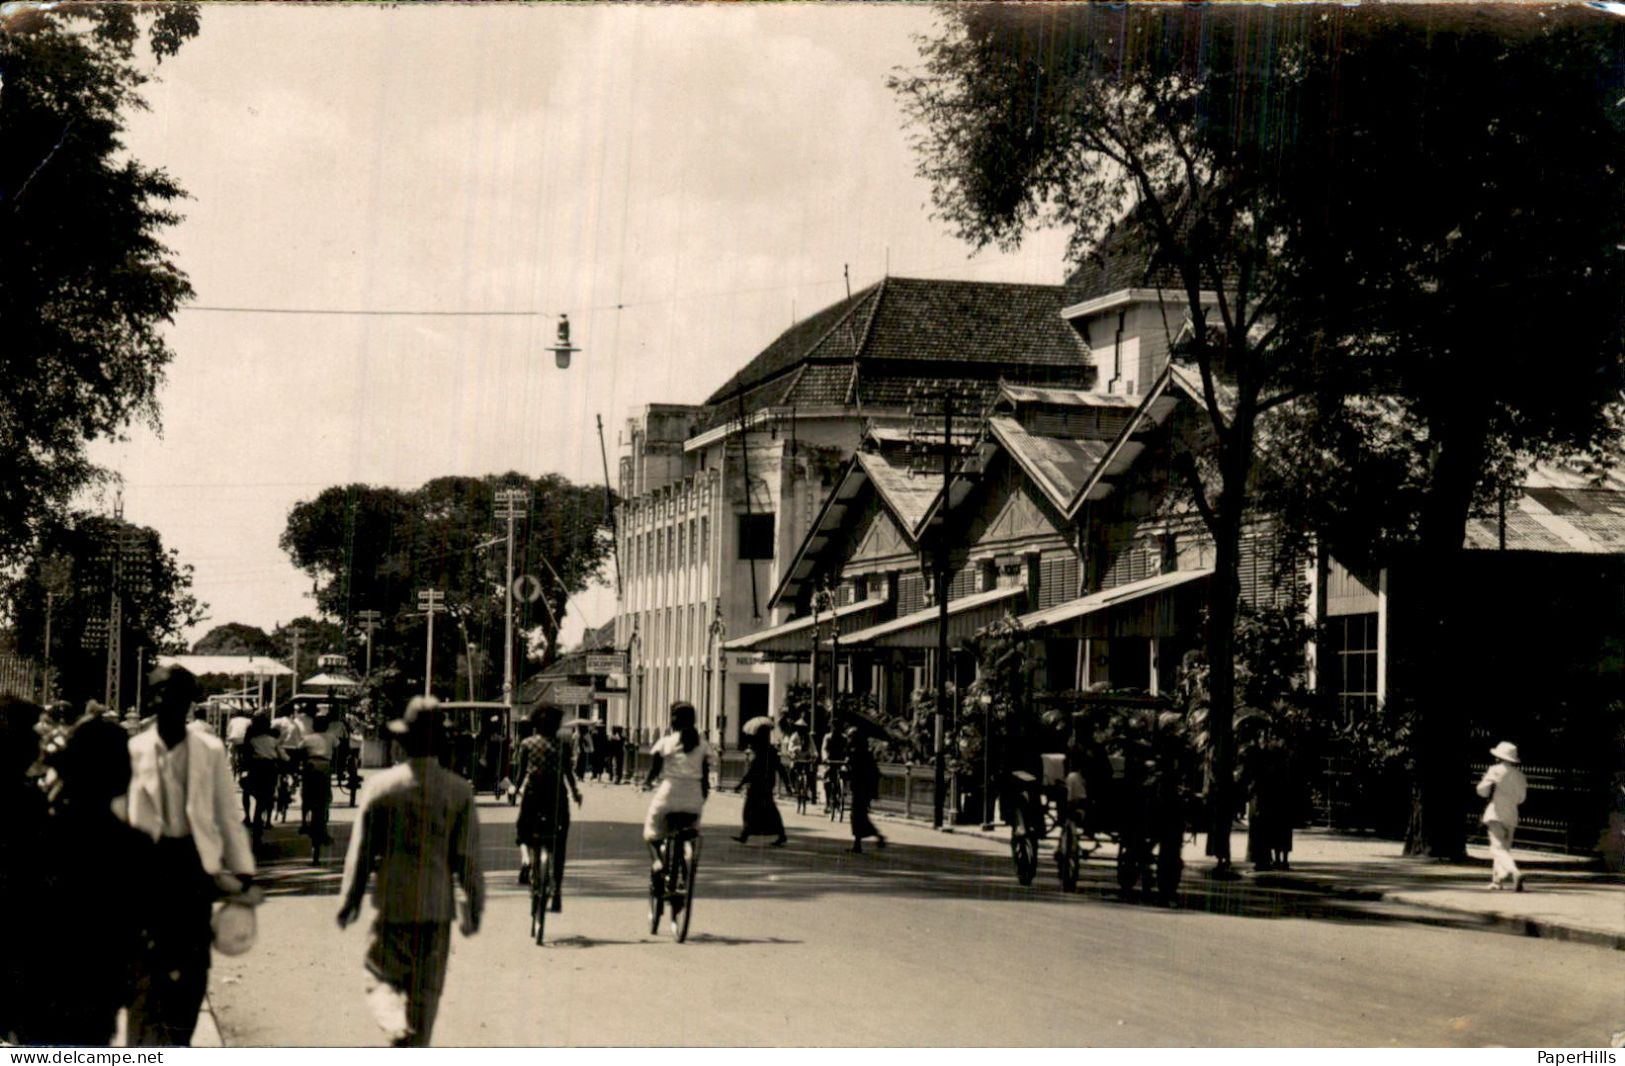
[850,506,911,566]
[981,483,1060,549]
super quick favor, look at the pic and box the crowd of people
[0,666,258,1048]
[0,662,896,1049]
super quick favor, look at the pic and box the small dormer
[1062,219,1222,399]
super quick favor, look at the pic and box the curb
[1253,872,1625,952]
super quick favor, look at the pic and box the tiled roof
[1065,214,1182,302]
[698,277,1093,429]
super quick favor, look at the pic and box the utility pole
[40,554,70,706]
[288,625,305,694]
[417,589,447,696]
[356,610,382,677]
[494,488,527,714]
[908,384,976,830]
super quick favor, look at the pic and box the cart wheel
[1156,843,1183,900]
[1010,811,1038,886]
[1057,820,1079,892]
[1116,847,1141,895]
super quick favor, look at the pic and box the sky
[87,4,1073,651]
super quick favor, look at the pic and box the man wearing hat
[337,696,485,1047]
[1476,740,1529,891]
[125,665,257,1046]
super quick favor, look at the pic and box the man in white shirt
[126,667,257,1045]
[1476,740,1529,891]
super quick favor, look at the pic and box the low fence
[0,657,40,702]
[1307,753,1612,856]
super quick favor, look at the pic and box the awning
[300,672,358,688]
[839,585,1025,651]
[722,597,891,660]
[159,654,293,679]
[1015,568,1211,638]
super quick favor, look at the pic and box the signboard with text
[585,653,628,676]
[550,685,594,705]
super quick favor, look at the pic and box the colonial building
[612,276,1100,745]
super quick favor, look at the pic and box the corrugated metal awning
[839,585,1025,651]
[722,597,891,659]
[1015,569,1211,637]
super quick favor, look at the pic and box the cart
[1003,692,1198,901]
[437,701,515,796]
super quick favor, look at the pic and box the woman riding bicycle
[516,702,581,911]
[642,701,712,874]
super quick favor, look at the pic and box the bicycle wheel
[673,836,698,942]
[1010,809,1038,886]
[648,843,666,935]
[533,849,552,945]
[1057,819,1079,893]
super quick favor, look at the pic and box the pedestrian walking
[242,713,283,835]
[124,665,257,1047]
[514,703,581,909]
[1477,740,1529,891]
[337,696,485,1047]
[23,717,158,1047]
[732,726,789,846]
[845,727,886,853]
[606,726,628,784]
[300,715,336,862]
[575,723,594,782]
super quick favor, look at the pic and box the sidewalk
[920,810,1625,951]
[1245,828,1625,951]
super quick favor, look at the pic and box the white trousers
[1486,820,1520,885]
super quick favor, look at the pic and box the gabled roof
[1063,362,1226,517]
[987,417,1112,514]
[699,277,1092,429]
[770,445,934,610]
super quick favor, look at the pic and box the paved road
[211,780,1625,1047]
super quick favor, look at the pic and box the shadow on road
[242,810,1517,944]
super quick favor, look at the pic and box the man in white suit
[126,666,256,1046]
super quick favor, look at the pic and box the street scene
[3,1,1625,1052]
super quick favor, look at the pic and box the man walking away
[1477,741,1529,891]
[338,696,485,1047]
[125,666,257,1046]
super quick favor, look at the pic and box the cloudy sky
[88,4,1072,650]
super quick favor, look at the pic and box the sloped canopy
[160,654,293,679]
[839,585,1025,651]
[1015,569,1211,638]
[722,597,892,660]
[300,672,357,688]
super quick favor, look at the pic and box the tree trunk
[1204,488,1248,869]
[1404,413,1487,860]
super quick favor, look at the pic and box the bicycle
[824,761,847,822]
[528,842,555,945]
[648,812,701,943]
[790,760,814,815]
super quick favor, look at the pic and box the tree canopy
[0,4,200,562]
[280,472,614,697]
[895,3,1625,860]
[5,511,205,709]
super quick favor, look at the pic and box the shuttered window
[1038,553,1080,609]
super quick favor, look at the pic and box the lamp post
[710,601,727,751]
[494,489,527,716]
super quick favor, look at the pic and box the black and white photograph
[1,0,1623,1050]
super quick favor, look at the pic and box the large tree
[1255,8,1625,857]
[894,4,1625,865]
[0,5,199,562]
[5,512,205,709]
[280,473,614,696]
